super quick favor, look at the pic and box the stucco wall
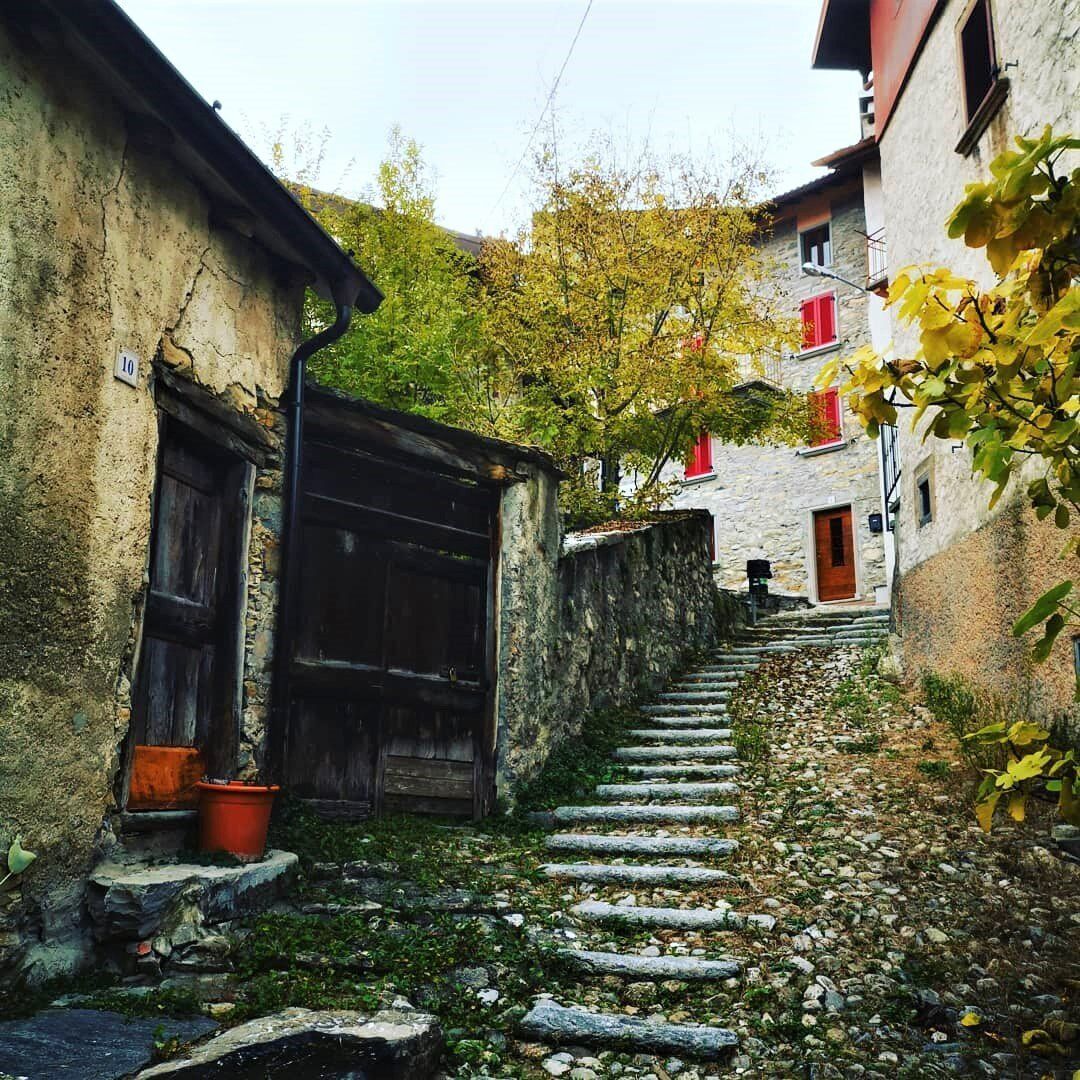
[877,0,1079,709]
[896,502,1078,738]
[0,22,302,979]
[495,507,722,797]
[640,189,887,602]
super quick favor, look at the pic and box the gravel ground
[510,646,1080,1080]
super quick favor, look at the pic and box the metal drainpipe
[269,288,354,782]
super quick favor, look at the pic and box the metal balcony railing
[734,352,784,389]
[867,228,888,291]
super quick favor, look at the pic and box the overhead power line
[489,0,594,219]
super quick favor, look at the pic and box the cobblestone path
[510,608,1080,1079]
[518,611,895,1069]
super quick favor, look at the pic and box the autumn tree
[818,127,1079,659]
[482,137,806,515]
[302,127,486,423]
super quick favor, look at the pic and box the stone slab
[613,745,738,761]
[542,803,739,824]
[542,863,735,885]
[545,834,738,857]
[0,1009,218,1080]
[640,704,728,716]
[594,781,739,800]
[652,695,730,704]
[572,900,776,932]
[628,728,733,742]
[625,764,740,778]
[518,999,737,1059]
[134,1006,442,1079]
[87,850,299,942]
[644,715,735,728]
[559,949,741,980]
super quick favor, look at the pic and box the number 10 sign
[114,347,139,388]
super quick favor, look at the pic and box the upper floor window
[800,223,832,269]
[808,387,843,447]
[800,292,838,352]
[959,0,997,122]
[685,430,713,479]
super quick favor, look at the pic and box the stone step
[714,646,795,656]
[572,899,776,932]
[672,681,740,692]
[613,744,738,761]
[646,715,734,728]
[519,1000,737,1059]
[624,764,741,779]
[533,803,739,826]
[628,728,733,743]
[657,690,731,702]
[594,781,739,801]
[542,863,735,885]
[558,949,741,981]
[545,834,738,857]
[640,703,728,716]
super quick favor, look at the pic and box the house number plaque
[114,346,139,388]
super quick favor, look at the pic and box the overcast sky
[116,0,864,237]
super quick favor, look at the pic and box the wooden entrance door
[281,431,498,819]
[813,506,856,602]
[128,419,249,804]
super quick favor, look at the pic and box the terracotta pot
[128,746,204,810]
[196,781,279,857]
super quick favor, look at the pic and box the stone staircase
[519,607,889,1062]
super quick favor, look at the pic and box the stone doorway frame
[803,498,864,605]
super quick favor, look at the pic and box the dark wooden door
[129,419,249,790]
[282,436,497,819]
[813,506,856,602]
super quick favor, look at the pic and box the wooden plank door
[282,437,497,819]
[813,506,856,602]
[128,418,249,801]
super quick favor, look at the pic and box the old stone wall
[0,21,302,979]
[644,189,887,602]
[877,0,1079,701]
[495,508,723,796]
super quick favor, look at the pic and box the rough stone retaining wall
[495,509,726,797]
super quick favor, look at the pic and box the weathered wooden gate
[277,389,506,818]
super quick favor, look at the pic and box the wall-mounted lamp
[802,262,871,295]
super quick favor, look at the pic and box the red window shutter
[801,294,836,350]
[685,430,712,477]
[818,293,836,345]
[809,388,842,446]
[800,298,816,350]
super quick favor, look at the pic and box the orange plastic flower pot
[196,781,279,858]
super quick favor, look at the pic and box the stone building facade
[632,158,889,606]
[813,0,1080,730]
[0,3,377,980]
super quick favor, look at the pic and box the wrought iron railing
[880,422,901,529]
[734,351,784,389]
[867,228,888,291]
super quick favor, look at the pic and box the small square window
[801,223,832,269]
[959,0,997,122]
[917,475,933,525]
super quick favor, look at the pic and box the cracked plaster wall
[0,21,303,980]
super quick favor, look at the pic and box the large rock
[0,1008,217,1080]
[134,1006,442,1078]
[86,850,299,942]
